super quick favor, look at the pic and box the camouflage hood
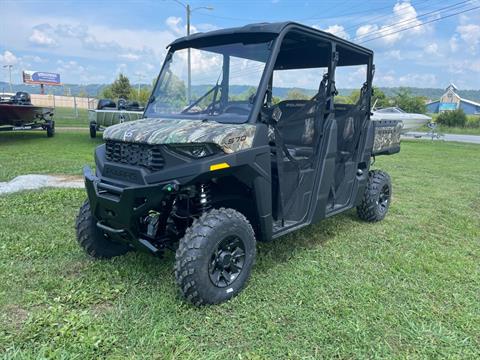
[103,118,256,154]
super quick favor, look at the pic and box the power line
[194,0,429,24]
[359,5,480,43]
[355,0,473,41]
[341,0,431,32]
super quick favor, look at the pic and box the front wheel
[175,208,256,306]
[357,170,392,222]
[75,200,131,258]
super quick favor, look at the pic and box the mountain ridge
[1,82,479,102]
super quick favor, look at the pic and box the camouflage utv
[76,22,401,305]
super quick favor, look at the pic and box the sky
[0,0,479,89]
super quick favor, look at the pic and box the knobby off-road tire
[357,170,392,222]
[46,121,55,138]
[75,200,130,259]
[175,208,256,306]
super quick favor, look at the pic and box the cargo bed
[372,120,402,156]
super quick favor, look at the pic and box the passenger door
[270,68,327,224]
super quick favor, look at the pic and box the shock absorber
[195,183,211,214]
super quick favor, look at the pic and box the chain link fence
[29,94,98,126]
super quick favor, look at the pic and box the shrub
[437,109,467,127]
[465,116,480,128]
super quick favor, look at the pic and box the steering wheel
[222,104,250,115]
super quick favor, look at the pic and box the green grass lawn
[421,114,480,135]
[54,107,90,128]
[0,131,102,181]
[0,139,479,358]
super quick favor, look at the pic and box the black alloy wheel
[208,235,246,288]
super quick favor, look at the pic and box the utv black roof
[168,21,373,68]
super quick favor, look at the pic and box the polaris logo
[124,130,134,141]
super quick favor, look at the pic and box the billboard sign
[23,70,61,85]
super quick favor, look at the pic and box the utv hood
[103,117,256,154]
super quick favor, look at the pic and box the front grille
[105,141,165,171]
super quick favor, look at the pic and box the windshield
[377,107,405,114]
[145,41,271,123]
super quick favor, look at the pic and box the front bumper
[84,166,175,246]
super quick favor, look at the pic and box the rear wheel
[75,200,131,258]
[46,121,55,137]
[357,170,392,222]
[175,208,256,306]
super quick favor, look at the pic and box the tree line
[103,73,429,114]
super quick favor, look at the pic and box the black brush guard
[83,166,177,249]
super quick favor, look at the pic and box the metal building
[426,84,480,115]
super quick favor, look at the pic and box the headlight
[167,143,222,158]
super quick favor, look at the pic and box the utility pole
[3,65,13,93]
[136,73,145,99]
[171,0,213,104]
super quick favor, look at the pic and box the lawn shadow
[255,210,356,270]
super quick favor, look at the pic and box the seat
[269,100,317,161]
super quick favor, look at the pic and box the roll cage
[165,21,374,124]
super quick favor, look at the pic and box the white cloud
[448,59,480,75]
[424,43,438,55]
[355,1,428,45]
[356,24,378,38]
[166,16,185,36]
[119,53,141,61]
[456,23,480,54]
[116,63,128,75]
[398,73,438,87]
[449,35,459,52]
[322,24,350,40]
[144,63,155,71]
[0,50,18,64]
[373,70,438,88]
[29,29,57,46]
[385,50,403,60]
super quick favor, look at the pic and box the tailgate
[372,120,402,155]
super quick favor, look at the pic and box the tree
[393,88,427,114]
[129,86,152,104]
[343,86,390,107]
[347,89,360,104]
[78,89,88,98]
[100,85,114,99]
[372,86,390,108]
[110,73,132,100]
[285,89,310,100]
[229,87,257,102]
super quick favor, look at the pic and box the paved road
[403,132,480,145]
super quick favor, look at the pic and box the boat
[371,107,431,133]
[88,98,144,138]
[0,92,55,137]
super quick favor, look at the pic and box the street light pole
[136,73,145,99]
[187,3,191,104]
[171,0,213,105]
[3,65,13,93]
